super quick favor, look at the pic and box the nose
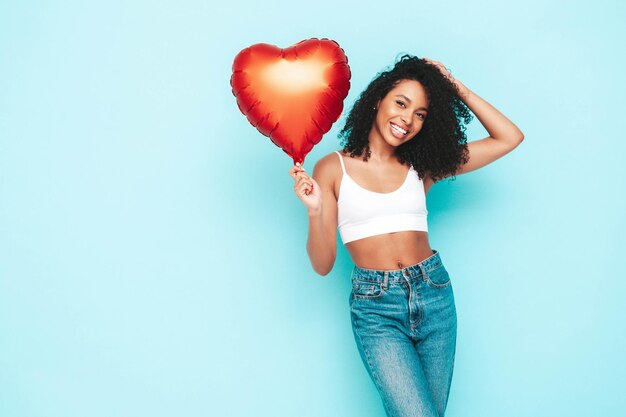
[400,109,412,126]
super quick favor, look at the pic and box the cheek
[380,106,399,123]
[375,112,387,128]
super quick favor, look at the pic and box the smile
[390,122,408,138]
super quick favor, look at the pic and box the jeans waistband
[352,250,443,283]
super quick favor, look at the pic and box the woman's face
[372,79,429,147]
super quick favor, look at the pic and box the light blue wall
[1,1,625,416]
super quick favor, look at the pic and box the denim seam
[423,266,451,289]
[352,282,386,300]
[403,272,424,328]
[353,271,391,299]
[352,323,392,414]
[425,278,451,289]
[416,288,424,327]
[419,263,429,284]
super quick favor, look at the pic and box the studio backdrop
[1,1,625,416]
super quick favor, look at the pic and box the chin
[388,135,413,147]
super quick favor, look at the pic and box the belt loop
[419,264,428,282]
[383,271,389,290]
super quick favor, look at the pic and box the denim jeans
[349,250,457,417]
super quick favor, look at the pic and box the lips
[389,122,408,139]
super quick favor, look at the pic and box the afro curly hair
[339,55,473,181]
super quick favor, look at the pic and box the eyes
[395,100,426,120]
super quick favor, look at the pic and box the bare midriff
[345,230,433,270]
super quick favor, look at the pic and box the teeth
[391,123,407,135]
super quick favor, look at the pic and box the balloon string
[295,162,314,196]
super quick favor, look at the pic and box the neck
[367,131,397,162]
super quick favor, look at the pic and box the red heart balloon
[231,38,351,164]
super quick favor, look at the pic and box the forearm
[306,209,336,276]
[457,82,524,145]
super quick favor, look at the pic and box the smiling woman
[374,80,429,143]
[289,54,523,417]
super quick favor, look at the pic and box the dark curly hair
[339,54,473,181]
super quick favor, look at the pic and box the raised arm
[428,59,525,177]
[289,154,339,275]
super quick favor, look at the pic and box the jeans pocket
[352,280,386,300]
[424,265,451,288]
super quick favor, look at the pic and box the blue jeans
[349,250,457,417]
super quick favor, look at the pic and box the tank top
[335,151,428,244]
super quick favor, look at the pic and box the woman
[289,55,523,417]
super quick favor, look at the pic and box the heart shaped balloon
[231,38,351,164]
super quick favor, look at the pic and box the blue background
[1,1,625,416]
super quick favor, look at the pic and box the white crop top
[335,151,428,243]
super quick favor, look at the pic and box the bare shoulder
[312,151,342,180]
[311,151,343,198]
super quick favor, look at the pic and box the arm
[428,59,525,177]
[289,155,338,275]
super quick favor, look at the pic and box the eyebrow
[395,95,428,111]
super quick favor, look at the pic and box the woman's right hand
[289,164,322,214]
